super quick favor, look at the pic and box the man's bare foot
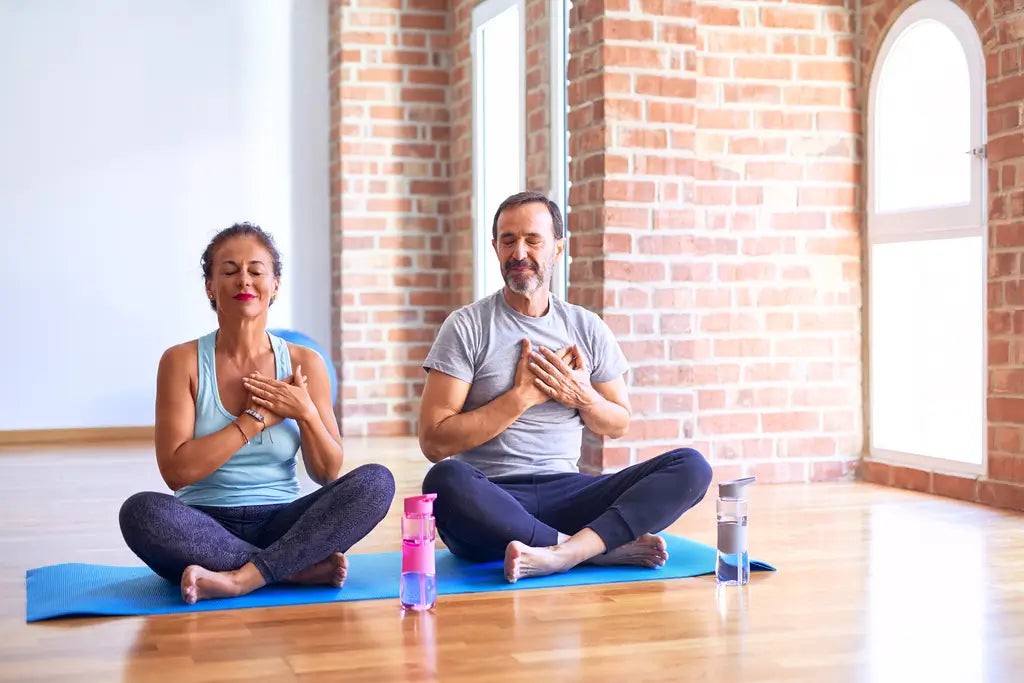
[285,552,349,588]
[588,533,668,569]
[504,541,581,583]
[180,565,244,605]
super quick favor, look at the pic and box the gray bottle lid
[719,476,756,498]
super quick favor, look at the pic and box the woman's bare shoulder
[159,339,200,370]
[284,343,329,373]
[284,342,313,368]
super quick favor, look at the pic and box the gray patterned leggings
[118,463,395,584]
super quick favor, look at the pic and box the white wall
[0,0,330,430]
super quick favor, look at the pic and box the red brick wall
[568,0,702,473]
[697,0,862,483]
[450,0,474,307]
[332,0,453,436]
[566,0,616,471]
[525,0,554,195]
[858,0,1024,512]
[329,0,1024,503]
[331,0,865,483]
[568,0,862,480]
[332,0,556,434]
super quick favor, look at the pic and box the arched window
[867,0,987,473]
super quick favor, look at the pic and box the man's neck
[502,287,550,317]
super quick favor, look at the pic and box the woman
[119,222,395,604]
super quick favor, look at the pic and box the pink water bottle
[400,493,437,611]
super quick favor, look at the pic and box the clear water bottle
[716,476,755,586]
[400,493,438,611]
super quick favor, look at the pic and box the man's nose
[512,241,528,259]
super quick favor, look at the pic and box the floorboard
[1,438,1021,682]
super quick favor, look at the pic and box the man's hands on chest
[417,336,631,462]
[512,339,586,410]
[518,340,599,410]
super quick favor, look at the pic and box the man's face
[493,202,564,295]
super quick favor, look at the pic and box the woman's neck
[216,318,270,363]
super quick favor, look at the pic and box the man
[418,190,712,583]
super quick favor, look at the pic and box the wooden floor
[1,439,1023,682]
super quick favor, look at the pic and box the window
[549,0,570,299]
[867,0,987,473]
[472,0,525,300]
[471,0,570,301]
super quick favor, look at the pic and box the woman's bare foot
[180,564,264,605]
[587,533,668,569]
[285,552,349,588]
[504,541,582,583]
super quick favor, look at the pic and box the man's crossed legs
[422,448,713,582]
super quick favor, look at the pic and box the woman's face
[205,236,279,317]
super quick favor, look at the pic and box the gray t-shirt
[422,290,629,477]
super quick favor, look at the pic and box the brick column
[332,0,453,436]
[569,0,862,480]
[525,0,554,195]
[569,0,700,473]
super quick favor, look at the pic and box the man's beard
[504,253,554,295]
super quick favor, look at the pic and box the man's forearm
[422,389,530,461]
[579,396,631,439]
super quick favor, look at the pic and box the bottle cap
[404,493,437,515]
[718,476,756,499]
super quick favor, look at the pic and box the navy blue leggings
[119,463,395,584]
[422,448,713,562]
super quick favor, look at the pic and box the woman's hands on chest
[242,366,315,423]
[216,352,277,417]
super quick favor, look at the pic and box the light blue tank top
[174,330,302,507]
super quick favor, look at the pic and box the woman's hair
[200,222,282,311]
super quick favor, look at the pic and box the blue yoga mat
[25,533,774,622]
